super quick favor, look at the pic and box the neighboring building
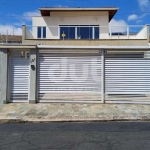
[0,35,22,44]
[0,7,150,105]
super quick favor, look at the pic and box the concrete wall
[0,46,150,105]
[25,27,34,39]
[32,11,109,39]
[22,39,149,46]
[135,25,148,39]
[0,46,37,105]
[0,49,8,104]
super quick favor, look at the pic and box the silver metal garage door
[38,50,102,102]
[105,52,150,103]
[9,50,30,102]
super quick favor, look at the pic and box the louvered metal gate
[38,50,102,102]
[105,52,150,103]
[9,50,30,102]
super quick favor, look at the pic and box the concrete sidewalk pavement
[0,103,150,123]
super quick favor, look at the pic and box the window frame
[59,25,99,40]
[59,25,76,39]
[37,26,46,39]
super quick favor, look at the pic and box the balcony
[22,25,149,46]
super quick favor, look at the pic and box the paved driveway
[0,122,150,150]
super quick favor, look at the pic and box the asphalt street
[0,122,150,150]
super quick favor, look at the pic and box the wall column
[22,25,26,42]
[29,49,37,104]
[101,50,105,103]
[146,24,149,42]
[0,49,8,104]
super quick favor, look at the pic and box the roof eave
[39,8,119,11]
[39,8,118,22]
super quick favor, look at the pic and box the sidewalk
[0,103,150,123]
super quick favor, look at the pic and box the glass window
[69,27,75,39]
[60,26,75,39]
[43,27,46,38]
[60,26,69,39]
[77,26,93,39]
[94,26,99,39]
[59,25,99,39]
[37,27,41,38]
[37,27,46,38]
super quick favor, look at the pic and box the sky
[0,0,150,35]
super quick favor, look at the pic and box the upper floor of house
[22,7,150,46]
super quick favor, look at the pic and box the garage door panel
[38,93,101,101]
[38,51,102,102]
[10,51,29,102]
[105,52,150,103]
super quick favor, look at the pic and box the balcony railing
[24,25,149,40]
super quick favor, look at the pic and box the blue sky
[0,0,150,35]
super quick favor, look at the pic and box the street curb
[0,119,27,124]
[1,118,150,124]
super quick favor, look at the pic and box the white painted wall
[32,11,109,39]
[134,25,147,39]
[25,27,34,39]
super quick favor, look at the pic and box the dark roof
[0,35,22,43]
[40,6,118,8]
[39,7,119,22]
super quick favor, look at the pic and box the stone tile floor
[0,103,150,122]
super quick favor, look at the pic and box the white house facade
[23,7,149,44]
[0,7,150,105]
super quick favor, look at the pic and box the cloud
[109,19,128,32]
[23,10,40,21]
[137,0,150,11]
[56,5,68,8]
[128,14,138,21]
[0,10,41,35]
[128,13,150,23]
[0,25,22,35]
[138,13,149,19]
[136,20,143,23]
[13,21,26,27]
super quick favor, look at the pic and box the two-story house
[0,7,150,105]
[23,7,149,46]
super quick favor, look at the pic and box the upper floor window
[60,26,75,39]
[37,27,46,38]
[77,26,93,39]
[60,25,99,39]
